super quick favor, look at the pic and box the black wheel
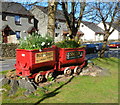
[35,74,44,83]
[45,72,53,79]
[64,67,72,76]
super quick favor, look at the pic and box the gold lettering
[35,51,54,63]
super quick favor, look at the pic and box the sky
[2,0,119,2]
[1,0,119,23]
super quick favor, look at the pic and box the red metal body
[58,47,86,71]
[15,45,86,78]
[15,45,58,77]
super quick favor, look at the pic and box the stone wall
[0,43,19,58]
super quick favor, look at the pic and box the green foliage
[18,33,54,50]
[55,40,80,48]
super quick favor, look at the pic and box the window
[28,17,33,24]
[55,21,61,29]
[2,14,7,21]
[15,15,20,24]
[16,31,20,40]
[81,25,84,27]
[55,33,59,37]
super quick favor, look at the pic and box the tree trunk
[47,0,57,38]
[99,33,110,58]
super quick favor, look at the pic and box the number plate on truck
[35,51,54,63]
[66,51,83,60]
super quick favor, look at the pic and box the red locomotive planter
[58,47,86,75]
[15,45,87,83]
[15,45,58,82]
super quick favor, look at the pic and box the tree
[60,0,86,39]
[86,2,120,57]
[47,0,57,38]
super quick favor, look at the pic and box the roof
[27,26,37,33]
[82,21,104,34]
[111,23,120,32]
[1,2,33,16]
[1,25,13,31]
[34,5,65,21]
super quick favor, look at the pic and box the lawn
[1,57,119,104]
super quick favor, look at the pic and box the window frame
[2,13,7,21]
[15,15,21,25]
[28,17,33,24]
[15,31,21,40]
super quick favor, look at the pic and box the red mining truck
[15,45,87,83]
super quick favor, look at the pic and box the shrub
[55,40,80,48]
[18,33,54,50]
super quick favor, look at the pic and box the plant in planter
[55,40,80,48]
[18,33,54,50]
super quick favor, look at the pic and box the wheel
[74,66,81,75]
[45,72,53,79]
[64,67,72,76]
[35,74,44,83]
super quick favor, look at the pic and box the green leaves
[18,33,54,50]
[55,40,80,48]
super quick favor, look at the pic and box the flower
[39,49,42,52]
[67,34,69,37]
[33,45,35,47]
[48,43,50,45]
[46,37,48,39]
[41,42,45,46]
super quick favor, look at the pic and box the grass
[0,70,10,75]
[1,57,119,103]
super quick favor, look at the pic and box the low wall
[0,43,19,58]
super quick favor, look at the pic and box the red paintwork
[15,45,58,76]
[108,44,120,48]
[58,47,86,71]
[15,45,86,78]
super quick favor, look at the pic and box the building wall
[1,13,34,43]
[55,21,67,42]
[98,23,119,40]
[30,7,66,42]
[79,23,95,41]
[30,7,48,36]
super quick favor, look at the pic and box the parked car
[81,43,97,54]
[108,42,120,48]
[94,43,109,51]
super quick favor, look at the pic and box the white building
[98,22,120,41]
[80,21,104,42]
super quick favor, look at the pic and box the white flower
[67,34,69,37]
[39,49,42,52]
[24,37,27,40]
[41,42,45,46]
[48,43,50,45]
[46,37,48,39]
[33,45,35,47]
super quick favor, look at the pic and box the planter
[15,45,86,80]
[15,45,58,77]
[58,47,86,71]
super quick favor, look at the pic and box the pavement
[0,59,16,71]
[0,48,119,72]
